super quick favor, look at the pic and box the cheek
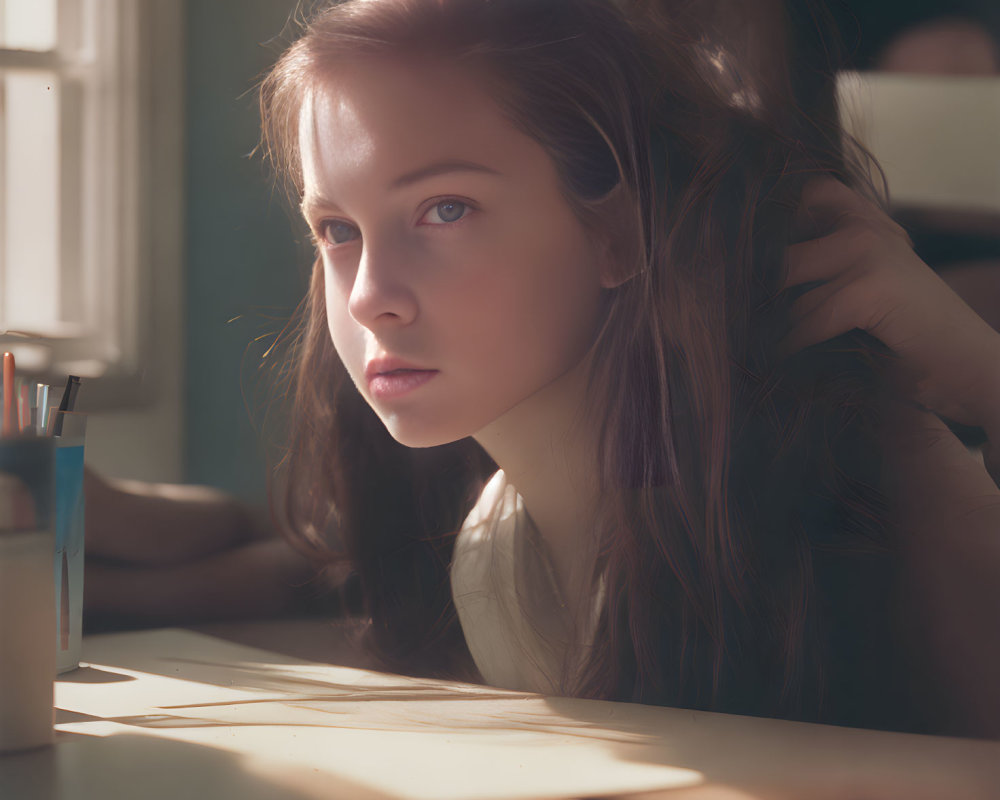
[323,263,340,339]
[323,263,360,367]
[509,229,605,345]
[446,232,604,368]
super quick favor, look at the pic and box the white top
[450,470,604,694]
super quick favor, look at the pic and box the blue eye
[321,220,359,245]
[425,200,468,224]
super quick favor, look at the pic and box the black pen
[51,375,81,437]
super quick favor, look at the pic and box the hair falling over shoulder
[261,0,916,729]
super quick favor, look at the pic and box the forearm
[883,404,1000,737]
[896,499,1000,738]
[84,537,344,627]
[85,467,269,566]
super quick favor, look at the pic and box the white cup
[0,441,56,754]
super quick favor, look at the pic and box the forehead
[297,55,551,198]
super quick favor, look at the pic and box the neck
[474,353,603,610]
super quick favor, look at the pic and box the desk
[1,621,998,800]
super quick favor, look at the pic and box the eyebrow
[389,159,501,189]
[301,159,501,217]
[300,194,337,219]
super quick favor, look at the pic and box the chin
[378,415,472,450]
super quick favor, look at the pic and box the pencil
[2,352,17,436]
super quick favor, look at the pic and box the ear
[592,184,644,289]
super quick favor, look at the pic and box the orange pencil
[2,352,17,436]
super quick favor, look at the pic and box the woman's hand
[778,177,1000,437]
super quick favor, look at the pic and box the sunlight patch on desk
[52,629,706,800]
[50,628,1000,800]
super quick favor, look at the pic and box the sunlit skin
[298,55,616,612]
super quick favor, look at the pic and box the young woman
[260,0,1000,737]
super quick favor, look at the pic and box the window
[0,0,180,406]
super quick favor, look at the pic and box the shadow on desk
[2,731,392,800]
[84,614,379,672]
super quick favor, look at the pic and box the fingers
[777,277,873,358]
[790,176,904,243]
[798,175,867,207]
[790,177,865,240]
[783,206,911,293]
[797,176,876,220]
[781,228,866,291]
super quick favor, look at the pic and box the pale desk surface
[1,621,998,800]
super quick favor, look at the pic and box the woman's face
[299,56,612,448]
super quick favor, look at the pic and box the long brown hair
[261,0,912,728]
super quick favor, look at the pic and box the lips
[364,357,439,400]
[364,356,435,382]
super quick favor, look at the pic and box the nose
[346,239,419,329]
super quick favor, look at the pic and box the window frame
[0,0,183,410]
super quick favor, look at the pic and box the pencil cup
[52,411,87,674]
[0,436,56,753]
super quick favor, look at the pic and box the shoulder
[452,470,518,583]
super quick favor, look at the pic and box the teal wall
[184,0,306,502]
